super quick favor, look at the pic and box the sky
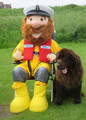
[0,0,86,8]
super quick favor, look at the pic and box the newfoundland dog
[53,48,84,105]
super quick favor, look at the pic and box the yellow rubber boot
[10,82,31,113]
[29,81,48,112]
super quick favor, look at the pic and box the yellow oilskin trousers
[29,81,48,112]
[10,82,31,113]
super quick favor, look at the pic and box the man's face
[26,15,48,39]
[21,15,54,45]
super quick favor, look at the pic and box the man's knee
[34,67,49,83]
[12,67,29,82]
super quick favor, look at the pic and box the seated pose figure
[10,5,61,113]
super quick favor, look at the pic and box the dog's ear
[56,51,59,57]
[56,51,59,59]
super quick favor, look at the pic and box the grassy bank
[0,4,86,49]
[53,4,86,43]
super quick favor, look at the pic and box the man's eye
[40,18,44,21]
[30,18,32,21]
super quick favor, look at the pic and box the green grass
[0,42,86,120]
[52,4,86,43]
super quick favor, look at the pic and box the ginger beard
[21,17,54,45]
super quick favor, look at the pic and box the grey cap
[24,4,54,17]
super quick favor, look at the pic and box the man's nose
[31,21,41,28]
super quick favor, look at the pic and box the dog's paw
[55,100,62,105]
[81,92,84,97]
[74,99,81,104]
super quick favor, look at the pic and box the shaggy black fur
[53,48,84,105]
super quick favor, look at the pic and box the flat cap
[24,4,54,17]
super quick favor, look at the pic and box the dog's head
[56,48,78,74]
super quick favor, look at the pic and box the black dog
[53,48,84,105]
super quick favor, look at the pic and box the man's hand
[47,53,56,61]
[14,47,24,60]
